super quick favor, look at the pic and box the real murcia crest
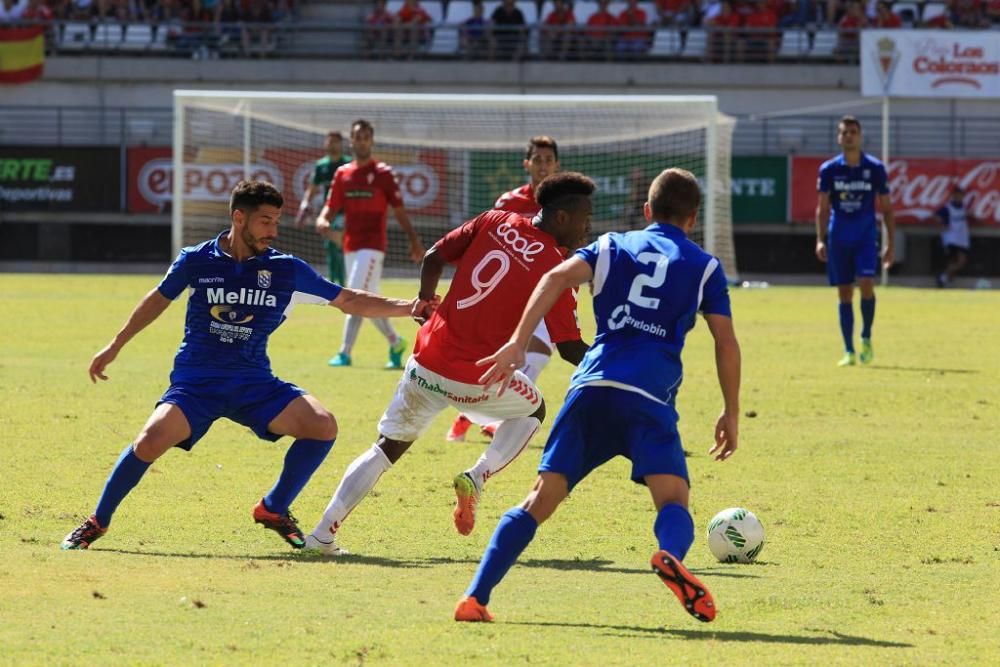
[874,37,900,93]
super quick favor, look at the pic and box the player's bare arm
[330,287,430,319]
[478,256,593,394]
[89,289,173,383]
[704,313,741,462]
[415,245,446,323]
[392,206,427,262]
[296,183,318,228]
[315,203,342,241]
[815,192,831,262]
[879,193,895,268]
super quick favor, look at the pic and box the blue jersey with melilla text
[571,223,731,406]
[818,152,889,244]
[157,232,342,381]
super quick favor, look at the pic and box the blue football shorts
[538,385,689,492]
[157,374,306,450]
[827,236,878,286]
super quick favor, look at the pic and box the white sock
[340,314,363,355]
[520,351,551,382]
[466,416,540,491]
[311,445,392,538]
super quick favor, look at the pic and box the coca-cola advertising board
[128,147,447,215]
[790,155,1000,225]
[862,30,1000,98]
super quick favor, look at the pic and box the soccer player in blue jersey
[61,180,431,551]
[815,115,896,366]
[454,168,742,624]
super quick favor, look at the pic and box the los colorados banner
[790,155,1000,225]
[861,30,1000,98]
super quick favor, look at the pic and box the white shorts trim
[378,357,543,442]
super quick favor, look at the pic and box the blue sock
[94,445,151,528]
[654,503,695,561]
[466,508,538,605]
[860,296,875,340]
[263,438,334,515]
[838,302,855,353]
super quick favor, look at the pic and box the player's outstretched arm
[331,287,433,319]
[296,183,317,228]
[815,192,831,262]
[704,313,741,462]
[314,203,340,241]
[89,288,173,383]
[392,206,426,263]
[478,257,593,395]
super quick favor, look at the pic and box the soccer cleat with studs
[454,596,494,622]
[446,415,473,442]
[860,338,874,365]
[61,515,107,550]
[650,549,716,622]
[452,472,480,536]
[303,533,349,556]
[386,338,407,369]
[253,498,306,549]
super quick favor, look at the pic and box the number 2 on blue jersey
[626,252,669,309]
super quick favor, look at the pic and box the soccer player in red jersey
[304,173,594,554]
[317,119,426,369]
[447,136,574,442]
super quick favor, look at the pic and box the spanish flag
[0,26,45,84]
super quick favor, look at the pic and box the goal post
[172,91,738,279]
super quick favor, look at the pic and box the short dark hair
[839,115,862,132]
[326,130,343,139]
[526,135,559,161]
[351,119,374,137]
[535,171,595,212]
[230,179,284,214]
[648,168,701,223]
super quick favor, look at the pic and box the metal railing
[13,19,949,62]
[3,105,999,160]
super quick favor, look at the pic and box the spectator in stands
[364,0,394,58]
[872,1,901,26]
[954,0,988,27]
[490,0,526,61]
[922,6,954,27]
[541,0,575,61]
[779,0,817,27]
[616,0,651,60]
[460,0,491,59]
[241,0,275,57]
[583,0,618,60]
[215,0,242,54]
[1,0,25,22]
[395,0,433,59]
[835,0,866,60]
[705,0,741,63]
[22,0,53,21]
[988,0,1000,23]
[741,0,778,63]
[655,0,696,51]
[823,0,844,26]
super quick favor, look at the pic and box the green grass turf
[1,274,998,664]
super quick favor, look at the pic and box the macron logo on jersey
[206,287,277,307]
[491,221,545,263]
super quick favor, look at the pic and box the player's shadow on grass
[99,550,756,578]
[865,365,978,374]
[510,622,912,648]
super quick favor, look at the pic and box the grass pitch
[1,274,998,665]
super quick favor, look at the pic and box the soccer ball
[707,507,765,563]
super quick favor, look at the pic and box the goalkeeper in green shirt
[297,130,350,285]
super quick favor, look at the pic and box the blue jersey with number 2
[572,223,731,406]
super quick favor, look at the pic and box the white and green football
[707,507,765,563]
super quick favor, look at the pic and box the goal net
[173,92,737,279]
